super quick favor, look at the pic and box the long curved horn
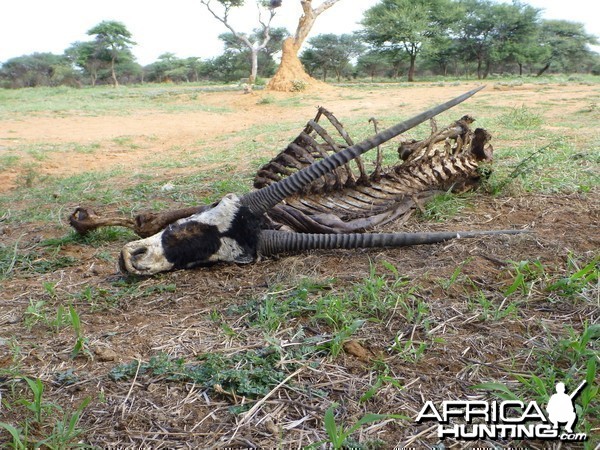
[258,228,526,256]
[241,86,485,215]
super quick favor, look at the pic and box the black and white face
[119,194,262,275]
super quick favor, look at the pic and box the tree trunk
[407,54,416,82]
[249,49,259,85]
[483,60,490,79]
[518,62,523,76]
[536,62,551,77]
[111,57,119,87]
[476,57,483,80]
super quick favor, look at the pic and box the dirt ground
[1,82,597,192]
[0,82,598,448]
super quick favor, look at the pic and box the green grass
[0,84,233,119]
[109,348,307,408]
[420,191,471,222]
[497,105,544,130]
[0,377,91,449]
[0,242,78,280]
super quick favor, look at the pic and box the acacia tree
[451,0,543,79]
[536,20,599,76]
[66,41,104,86]
[87,21,136,87]
[267,0,344,91]
[301,33,364,81]
[361,0,452,82]
[0,53,78,88]
[200,0,281,86]
[219,26,288,78]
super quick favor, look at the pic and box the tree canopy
[1,1,599,89]
[301,33,364,81]
[200,0,282,86]
[86,21,136,87]
[361,0,453,81]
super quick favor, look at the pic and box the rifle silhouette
[568,380,587,400]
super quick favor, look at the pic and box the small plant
[67,305,91,359]
[498,105,544,129]
[109,348,294,400]
[504,259,546,297]
[486,144,548,194]
[23,300,48,330]
[313,293,354,330]
[438,259,471,290]
[397,295,430,330]
[291,79,308,92]
[257,94,275,105]
[0,377,91,449]
[359,366,403,403]
[421,191,469,222]
[311,403,401,450]
[390,333,427,363]
[558,322,599,364]
[42,281,58,299]
[547,254,599,299]
[467,289,518,321]
[41,397,91,449]
[20,377,47,423]
[0,239,22,279]
[322,319,364,358]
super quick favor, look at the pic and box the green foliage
[0,53,79,89]
[2,0,599,89]
[547,255,599,298]
[538,20,599,75]
[485,144,548,194]
[361,0,454,81]
[21,377,46,423]
[0,241,77,280]
[87,21,135,54]
[109,348,295,400]
[301,34,365,82]
[322,320,365,358]
[145,53,207,83]
[503,256,598,302]
[420,191,470,222]
[0,377,91,449]
[504,259,546,297]
[313,403,402,450]
[68,305,90,359]
[498,105,544,129]
[0,422,26,450]
[290,79,308,92]
[473,322,598,443]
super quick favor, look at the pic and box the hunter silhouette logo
[416,380,589,442]
[547,381,586,433]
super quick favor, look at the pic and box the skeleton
[69,87,527,275]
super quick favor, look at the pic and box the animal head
[119,194,263,275]
[119,87,490,275]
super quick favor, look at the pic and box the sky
[0,0,598,66]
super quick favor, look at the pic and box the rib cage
[254,108,493,233]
